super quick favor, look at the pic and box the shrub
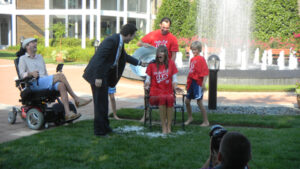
[6,45,20,51]
[296,81,300,94]
[154,0,191,37]
[51,50,69,61]
[252,0,299,42]
[180,0,197,38]
[66,47,95,62]
[251,36,299,51]
[125,43,139,55]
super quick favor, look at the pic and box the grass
[216,84,295,92]
[0,50,16,60]
[0,108,300,169]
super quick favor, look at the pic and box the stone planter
[56,52,64,63]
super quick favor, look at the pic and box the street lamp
[207,55,220,110]
[94,40,100,52]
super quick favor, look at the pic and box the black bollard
[208,69,218,109]
[207,55,220,110]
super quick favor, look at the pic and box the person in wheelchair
[144,45,183,134]
[18,38,92,121]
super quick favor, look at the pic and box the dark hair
[155,45,169,70]
[219,132,251,168]
[210,125,227,154]
[120,23,137,36]
[208,125,227,168]
[160,17,172,26]
[16,45,26,58]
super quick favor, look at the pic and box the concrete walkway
[0,59,298,143]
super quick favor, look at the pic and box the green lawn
[0,50,16,60]
[0,109,300,169]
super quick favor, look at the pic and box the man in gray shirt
[18,38,92,121]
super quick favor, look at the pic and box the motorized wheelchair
[8,57,78,130]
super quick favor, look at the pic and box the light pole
[207,55,220,110]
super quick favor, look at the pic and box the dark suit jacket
[83,34,139,87]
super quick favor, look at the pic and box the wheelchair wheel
[8,107,17,124]
[26,108,44,130]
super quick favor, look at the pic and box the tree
[154,0,191,37]
[252,0,299,41]
[180,0,198,38]
[49,22,67,62]
[49,22,66,51]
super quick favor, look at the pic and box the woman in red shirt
[145,45,182,134]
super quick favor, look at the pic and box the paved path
[0,59,298,143]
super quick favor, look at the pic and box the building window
[50,0,65,9]
[69,0,82,9]
[128,0,146,13]
[101,16,118,37]
[128,18,146,34]
[101,0,123,11]
[67,15,82,38]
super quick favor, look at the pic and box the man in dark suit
[83,23,145,136]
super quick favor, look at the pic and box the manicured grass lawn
[0,108,300,169]
[0,50,16,60]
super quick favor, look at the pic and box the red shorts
[149,95,174,107]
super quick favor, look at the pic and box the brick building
[0,0,162,49]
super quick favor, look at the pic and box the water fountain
[198,0,252,69]
[277,50,285,70]
[125,0,299,85]
[253,48,260,65]
[193,0,300,85]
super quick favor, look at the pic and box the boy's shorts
[186,79,203,100]
[108,87,116,94]
[30,75,59,91]
[149,95,174,107]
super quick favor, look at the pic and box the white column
[116,0,120,33]
[75,19,78,38]
[90,0,94,39]
[123,0,128,24]
[65,0,69,37]
[45,0,50,47]
[11,14,17,46]
[81,0,86,48]
[96,0,101,41]
[65,15,69,37]
[146,0,151,33]
[8,17,11,46]
[66,0,68,9]
[11,0,16,46]
[82,15,86,48]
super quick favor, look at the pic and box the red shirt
[141,30,179,60]
[146,60,178,96]
[187,55,209,90]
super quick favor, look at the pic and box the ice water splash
[114,125,186,138]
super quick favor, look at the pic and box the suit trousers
[91,81,111,135]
